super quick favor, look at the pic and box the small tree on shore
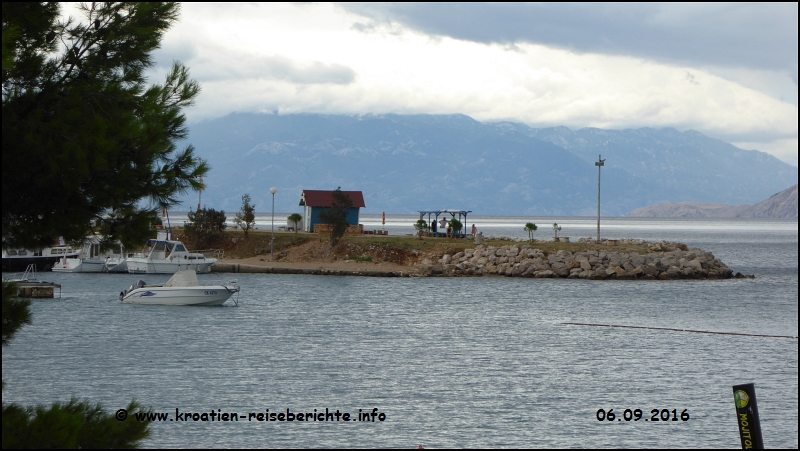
[524,223,538,243]
[288,213,302,233]
[234,194,256,238]
[184,207,227,247]
[552,223,562,239]
[448,218,463,236]
[414,219,429,238]
[317,187,351,245]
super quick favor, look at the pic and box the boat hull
[51,258,107,273]
[121,286,236,305]
[2,256,62,272]
[126,259,215,274]
[104,258,128,273]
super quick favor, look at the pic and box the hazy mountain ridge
[628,184,798,218]
[178,113,797,216]
[502,124,796,206]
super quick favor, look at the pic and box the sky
[69,2,800,166]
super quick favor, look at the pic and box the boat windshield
[141,240,166,254]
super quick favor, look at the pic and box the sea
[2,216,797,448]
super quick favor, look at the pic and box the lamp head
[270,187,277,194]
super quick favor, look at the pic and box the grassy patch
[172,227,654,262]
[173,228,310,259]
[344,255,373,262]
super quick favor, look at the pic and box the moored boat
[2,241,80,272]
[119,269,238,305]
[104,254,129,273]
[126,239,217,274]
[51,236,127,273]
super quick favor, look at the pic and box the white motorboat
[51,236,127,273]
[126,239,217,274]
[104,254,128,273]
[119,269,239,305]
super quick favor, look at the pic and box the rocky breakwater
[417,241,743,280]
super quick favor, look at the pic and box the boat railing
[193,249,224,261]
[199,276,239,288]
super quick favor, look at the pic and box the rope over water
[563,323,798,339]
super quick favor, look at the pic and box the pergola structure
[418,209,472,237]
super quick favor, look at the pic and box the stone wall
[417,241,740,280]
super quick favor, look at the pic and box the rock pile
[417,241,738,279]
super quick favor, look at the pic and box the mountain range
[628,184,798,218]
[178,113,797,216]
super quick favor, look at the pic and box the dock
[12,281,62,298]
[2,264,62,298]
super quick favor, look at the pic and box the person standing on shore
[471,224,477,236]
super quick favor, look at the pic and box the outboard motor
[120,280,147,301]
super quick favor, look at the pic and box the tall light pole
[270,187,277,261]
[595,155,605,244]
[197,158,204,211]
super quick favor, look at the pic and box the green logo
[734,390,750,408]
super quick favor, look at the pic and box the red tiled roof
[300,190,366,208]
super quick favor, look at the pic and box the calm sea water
[2,217,797,448]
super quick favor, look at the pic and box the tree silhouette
[287,213,302,234]
[448,218,463,235]
[2,2,207,251]
[234,194,256,238]
[524,223,538,243]
[414,219,429,238]
[317,187,352,245]
[2,4,202,445]
[552,223,562,239]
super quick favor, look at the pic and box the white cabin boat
[119,269,238,305]
[2,242,79,272]
[51,236,127,273]
[126,239,217,274]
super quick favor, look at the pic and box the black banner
[732,383,764,449]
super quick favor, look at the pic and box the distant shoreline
[628,184,798,219]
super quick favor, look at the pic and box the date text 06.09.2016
[596,408,690,422]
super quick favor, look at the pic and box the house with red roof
[298,190,366,233]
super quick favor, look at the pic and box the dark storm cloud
[343,3,797,78]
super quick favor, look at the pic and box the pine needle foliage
[2,2,208,250]
[1,3,207,446]
[2,399,151,449]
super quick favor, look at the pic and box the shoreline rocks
[417,240,745,280]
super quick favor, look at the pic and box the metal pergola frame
[418,210,472,237]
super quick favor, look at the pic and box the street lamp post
[270,187,277,261]
[595,155,605,244]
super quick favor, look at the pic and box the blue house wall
[308,207,360,232]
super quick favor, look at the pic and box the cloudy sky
[89,3,800,165]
